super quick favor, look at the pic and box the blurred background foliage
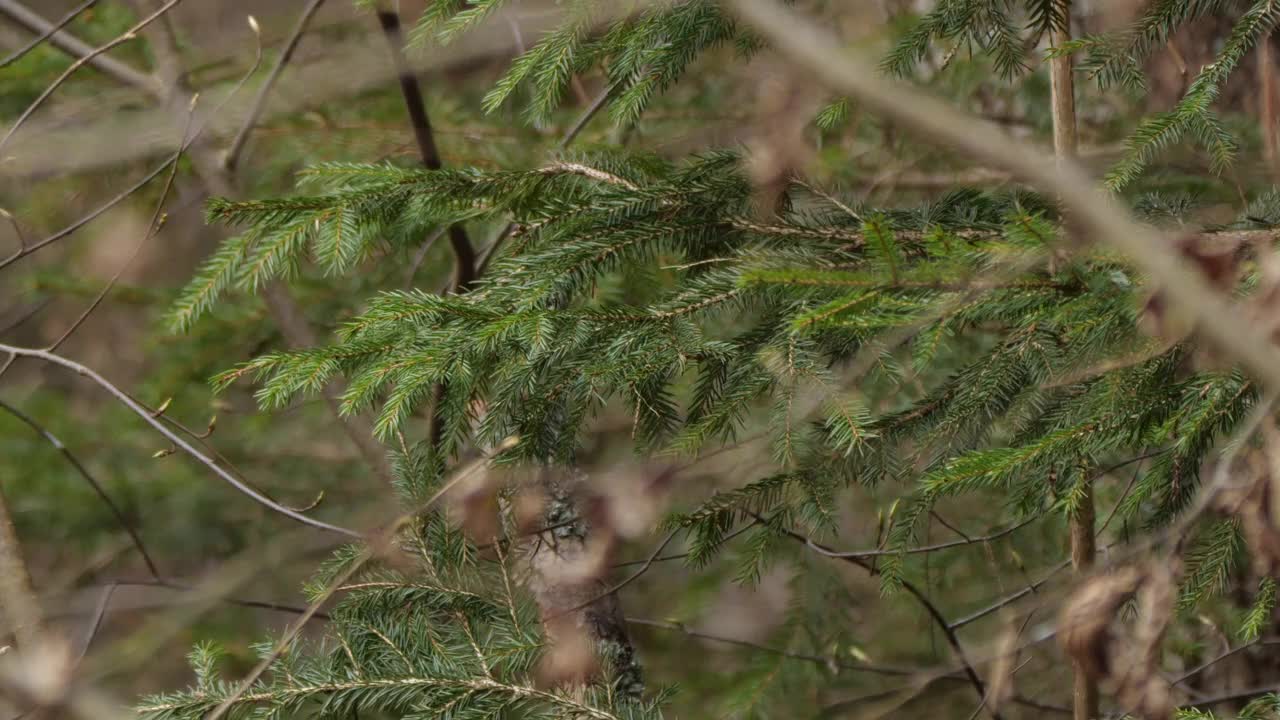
[4,0,1280,716]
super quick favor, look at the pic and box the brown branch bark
[1069,483,1099,720]
[1261,33,1279,180]
[1050,5,1097,718]
[373,4,475,292]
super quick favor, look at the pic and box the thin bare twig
[549,528,682,620]
[223,0,328,171]
[0,343,362,539]
[475,85,614,276]
[806,516,1036,559]
[0,19,260,272]
[626,616,935,677]
[73,582,117,665]
[768,516,1003,720]
[0,299,51,337]
[0,398,161,580]
[0,0,158,93]
[47,94,193,355]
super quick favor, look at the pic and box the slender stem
[0,0,187,153]
[1049,6,1078,164]
[0,0,160,94]
[0,398,161,580]
[805,516,1036,559]
[223,0,329,172]
[765,515,1004,720]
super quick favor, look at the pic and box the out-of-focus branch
[1,2,396,484]
[0,0,96,68]
[727,0,1280,394]
[0,0,188,153]
[803,516,1037,559]
[0,343,363,539]
[0,482,42,649]
[0,0,161,95]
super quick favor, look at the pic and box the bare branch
[767,515,1004,720]
[0,398,161,580]
[47,94,192,354]
[0,0,159,94]
[0,343,363,539]
[626,616,936,677]
[804,516,1037,559]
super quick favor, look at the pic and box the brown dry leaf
[512,485,549,536]
[1060,561,1181,720]
[446,460,516,546]
[592,463,677,540]
[536,615,599,690]
[745,64,821,218]
[984,616,1019,714]
[1222,446,1280,577]
[1139,232,1242,349]
[1112,560,1179,720]
[7,636,74,707]
[1058,567,1142,680]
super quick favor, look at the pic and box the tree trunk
[520,467,644,699]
